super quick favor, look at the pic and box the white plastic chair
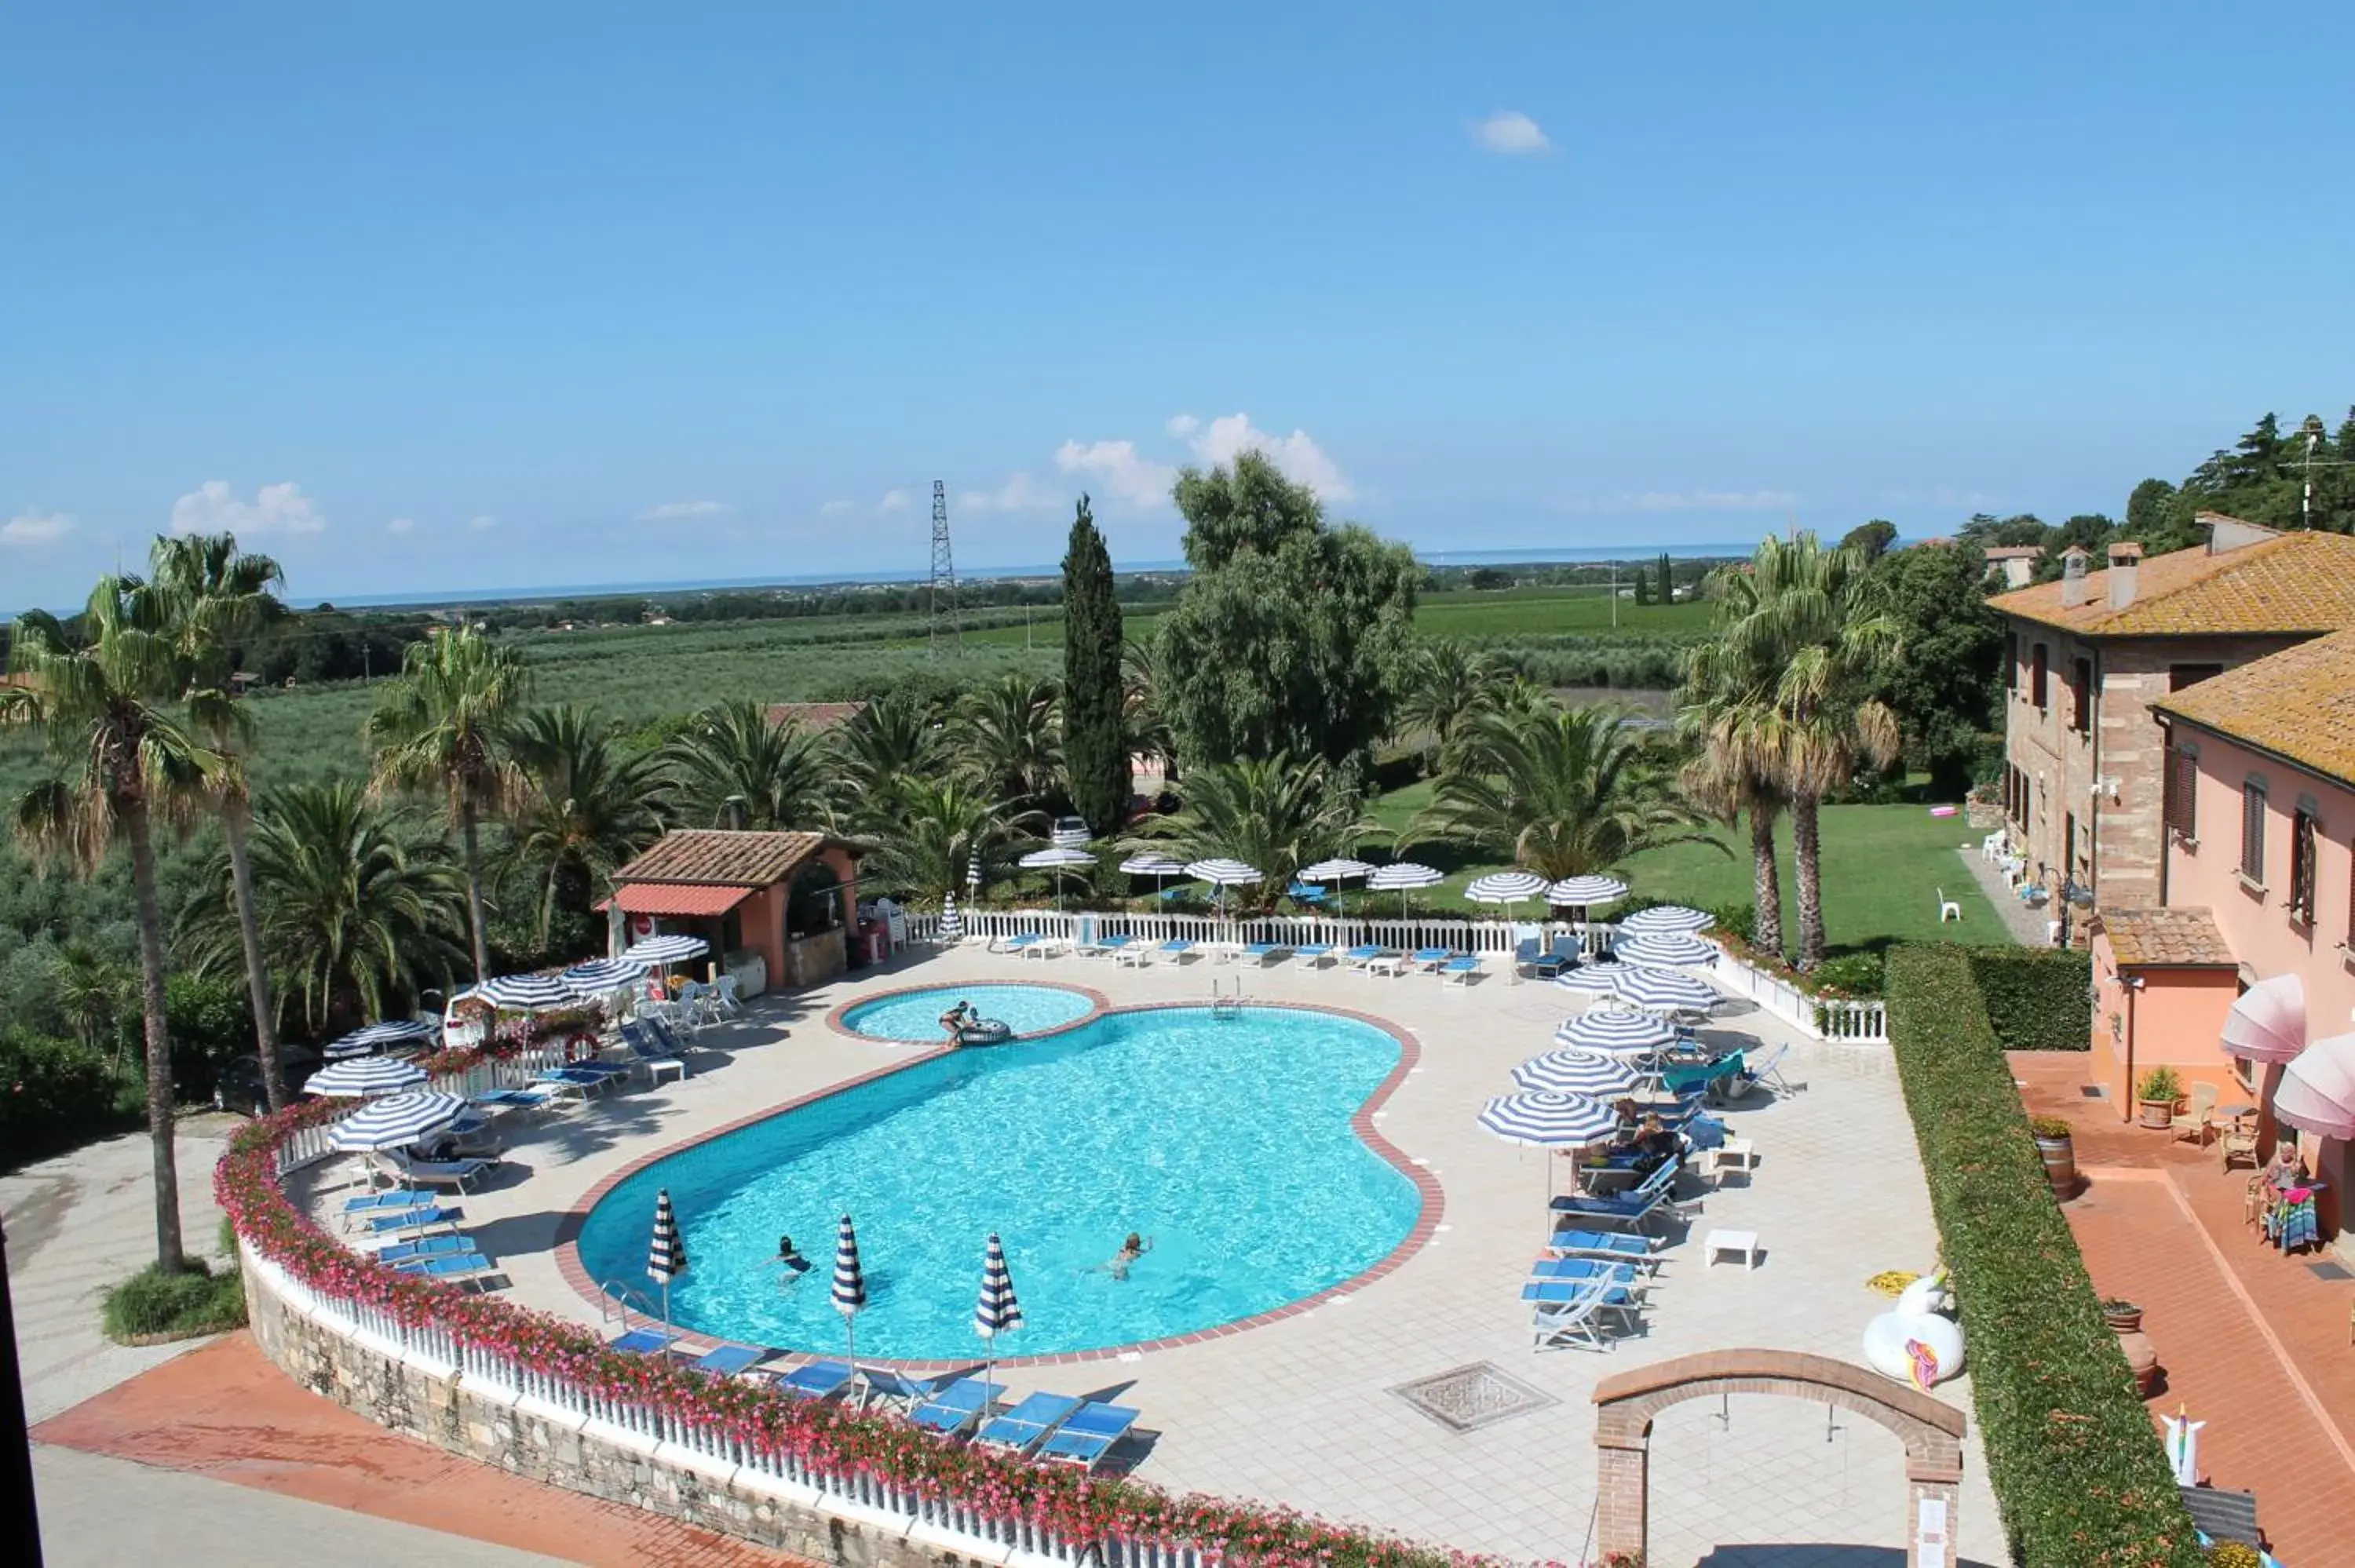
[1937,887,1962,922]
[712,974,743,1018]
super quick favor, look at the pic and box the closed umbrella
[1612,932,1718,968]
[648,1188,688,1324]
[2274,1033,2355,1141]
[831,1214,867,1362]
[476,972,581,1012]
[562,957,647,995]
[967,855,983,898]
[1615,966,1720,1016]
[627,933,709,967]
[937,892,964,943]
[1186,858,1262,917]
[323,1017,439,1059]
[974,1231,1023,1391]
[1619,903,1713,936]
[1019,846,1096,910]
[1513,1048,1641,1097]
[1555,1008,1678,1056]
[1367,861,1443,919]
[327,1089,466,1153]
[308,1055,429,1098]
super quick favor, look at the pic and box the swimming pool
[838,983,1097,1043]
[575,1005,1419,1359]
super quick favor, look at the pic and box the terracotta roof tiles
[2154,625,2355,786]
[1989,530,2355,636]
[613,830,856,888]
[2096,906,2237,968]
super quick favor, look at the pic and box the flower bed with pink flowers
[216,1063,1472,1568]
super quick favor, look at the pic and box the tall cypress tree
[1061,495,1129,836]
[1657,550,1674,603]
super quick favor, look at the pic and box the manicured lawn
[1362,780,2009,953]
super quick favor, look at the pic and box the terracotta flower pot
[2138,1098,2174,1131]
[2102,1303,2143,1333]
[2117,1329,2160,1395]
[2036,1133,2078,1199]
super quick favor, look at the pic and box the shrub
[0,1030,135,1171]
[1703,900,1756,948]
[100,1255,248,1342]
[1966,947,2090,1050]
[164,972,258,1099]
[2027,1114,2073,1139]
[2206,1542,2262,1568]
[1886,945,2201,1567]
[1807,950,1886,997]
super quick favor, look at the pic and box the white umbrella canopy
[1186,858,1262,914]
[1612,932,1719,968]
[2221,972,2306,1066]
[323,1018,439,1059]
[626,933,709,967]
[1466,871,1550,904]
[1367,861,1443,917]
[328,1089,466,1151]
[1477,1089,1619,1148]
[308,1055,430,1098]
[1298,859,1375,884]
[1513,1048,1642,1096]
[2274,1033,2355,1141]
[474,972,582,1012]
[1619,903,1713,935]
[1555,1008,1678,1056]
[1019,846,1096,909]
[1554,965,1627,999]
[1614,966,1721,1016]
[1547,874,1629,908]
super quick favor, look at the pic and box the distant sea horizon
[290,542,1758,612]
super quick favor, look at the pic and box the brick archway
[1592,1350,1966,1568]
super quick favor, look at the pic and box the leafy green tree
[2123,477,2184,549]
[1395,641,1515,773]
[137,531,294,1108]
[1958,512,2049,549]
[365,626,531,983]
[1060,497,1130,837]
[506,706,672,948]
[1633,568,1652,607]
[665,699,832,830]
[6,580,222,1273]
[1869,540,2004,795]
[1685,534,1902,970]
[953,675,1062,814]
[1657,549,1677,597]
[2030,513,2118,583]
[1839,520,1897,561]
[185,781,469,1035]
[1129,753,1371,906]
[49,939,134,1068]
[1411,704,1717,881]
[1153,452,1418,769]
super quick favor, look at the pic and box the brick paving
[2013,1052,2355,1565]
[33,1333,808,1568]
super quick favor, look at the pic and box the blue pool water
[576,1006,1418,1358]
[838,983,1097,1043]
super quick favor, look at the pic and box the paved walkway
[1952,842,2049,947]
[2014,1052,2355,1565]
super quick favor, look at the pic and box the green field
[1360,779,2005,953]
[956,584,1709,651]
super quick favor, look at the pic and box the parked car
[212,1045,323,1118]
[1049,815,1092,848]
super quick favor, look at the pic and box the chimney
[2106,542,2142,610]
[2060,546,2090,608]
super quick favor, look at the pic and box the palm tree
[137,531,294,1108]
[954,675,1062,811]
[828,695,941,833]
[507,706,672,950]
[1678,645,1788,959]
[365,626,530,983]
[1121,636,1174,782]
[1686,534,1903,969]
[1395,641,1513,772]
[1411,704,1718,881]
[5,580,222,1274]
[856,777,1023,902]
[184,781,471,1035]
[1132,753,1372,906]
[49,939,135,1068]
[665,699,832,830]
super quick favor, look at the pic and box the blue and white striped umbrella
[1612,932,1719,968]
[1120,853,1188,877]
[975,1232,1023,1342]
[648,1187,688,1321]
[475,972,581,1012]
[1477,1089,1619,1149]
[1465,870,1550,905]
[1555,1008,1679,1055]
[1367,861,1442,892]
[1616,966,1721,1015]
[1547,874,1629,907]
[1513,1048,1642,1096]
[967,855,983,894]
[937,892,963,942]
[1554,965,1627,999]
[308,1054,429,1098]
[1298,858,1375,884]
[562,957,648,993]
[831,1214,867,1358]
[323,1017,438,1059]
[1020,846,1097,870]
[1186,858,1263,887]
[626,933,709,966]
[327,1089,466,1151]
[1619,903,1713,935]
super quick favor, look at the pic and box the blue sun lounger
[343,1190,424,1218]
[1238,943,1283,965]
[1291,943,1336,969]
[1526,1256,1647,1291]
[1543,1229,1663,1266]
[611,1327,679,1356]
[976,1391,1083,1456]
[1341,945,1388,969]
[909,1376,1003,1436]
[469,1087,552,1113]
[1153,939,1196,965]
[1407,946,1452,972]
[776,1358,856,1401]
[1035,1401,1141,1469]
[854,1364,936,1410]
[372,1233,474,1265]
[394,1251,501,1288]
[992,933,1044,954]
[1440,954,1483,985]
[684,1344,765,1378]
[357,1204,459,1236]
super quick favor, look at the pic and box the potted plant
[2030,1114,2079,1199]
[2100,1297,2143,1333]
[2137,1066,2182,1130]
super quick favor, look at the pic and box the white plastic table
[1703,1229,1761,1270]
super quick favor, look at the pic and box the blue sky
[5,2,2353,606]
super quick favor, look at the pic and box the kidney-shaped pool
[575,1005,1420,1359]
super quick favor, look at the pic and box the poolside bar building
[603,829,865,998]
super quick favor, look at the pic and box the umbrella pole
[845,1315,856,1366]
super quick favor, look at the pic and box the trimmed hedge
[1886,946,2200,1567]
[1969,947,2094,1052]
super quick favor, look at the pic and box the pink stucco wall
[2087,931,2241,1118]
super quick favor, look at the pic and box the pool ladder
[1209,978,1245,1019]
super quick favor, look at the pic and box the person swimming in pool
[939,1000,974,1041]
[775,1234,812,1276]
[1100,1232,1152,1280]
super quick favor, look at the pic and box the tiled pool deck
[294,948,2003,1566]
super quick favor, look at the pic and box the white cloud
[171,480,325,536]
[386,516,414,534]
[1164,414,1199,437]
[1471,110,1550,155]
[2,509,77,545]
[635,499,732,523]
[1181,412,1354,502]
[878,489,911,514]
[1556,489,1799,515]
[1054,439,1176,509]
[818,498,854,516]
[468,513,498,531]
[957,472,1057,514]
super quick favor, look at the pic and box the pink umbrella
[2273,1032,2355,1141]
[2221,973,2306,1066]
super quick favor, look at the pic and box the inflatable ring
[957,1019,1015,1046]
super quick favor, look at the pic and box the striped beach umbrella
[1619,903,1714,935]
[327,1089,466,1153]
[1616,965,1721,1016]
[1555,1008,1678,1056]
[967,855,983,896]
[1187,858,1262,917]
[1513,1048,1641,1097]
[307,1054,429,1098]
[831,1214,867,1361]
[562,957,647,994]
[323,1017,439,1059]
[1019,846,1097,910]
[1546,874,1629,910]
[626,933,708,967]
[975,1231,1023,1387]
[1120,852,1188,901]
[1477,1089,1619,1149]
[1367,860,1443,918]
[1612,932,1719,968]
[937,892,964,943]
[1299,858,1375,884]
[1554,965,1627,1000]
[648,1188,688,1323]
[476,972,581,1012]
[1466,870,1549,905]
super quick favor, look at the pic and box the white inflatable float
[1862,1268,1966,1390]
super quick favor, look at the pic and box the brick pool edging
[553,993,1444,1373]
